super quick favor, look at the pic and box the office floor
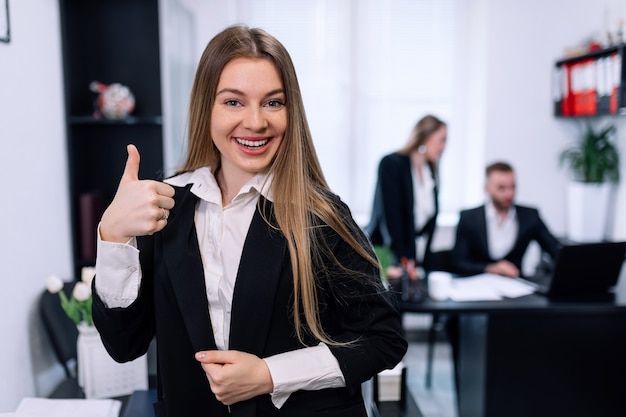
[401,314,457,417]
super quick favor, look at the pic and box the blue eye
[267,100,284,108]
[225,100,241,107]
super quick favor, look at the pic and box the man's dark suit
[451,204,561,276]
[92,185,407,417]
[366,152,438,265]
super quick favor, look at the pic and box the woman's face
[424,125,447,162]
[211,57,287,182]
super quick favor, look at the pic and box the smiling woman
[91,24,407,417]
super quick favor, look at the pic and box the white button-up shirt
[485,201,518,261]
[94,167,344,408]
[412,163,436,263]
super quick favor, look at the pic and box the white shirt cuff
[263,343,345,409]
[94,224,141,308]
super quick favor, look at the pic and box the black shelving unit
[554,43,626,118]
[59,0,164,279]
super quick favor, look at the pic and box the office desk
[399,291,626,417]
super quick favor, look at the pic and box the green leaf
[373,245,394,279]
[57,290,93,326]
[58,292,81,325]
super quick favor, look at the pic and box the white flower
[73,281,91,301]
[45,274,64,294]
[44,273,94,326]
[81,266,96,287]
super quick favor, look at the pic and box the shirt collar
[166,167,274,204]
[486,200,516,222]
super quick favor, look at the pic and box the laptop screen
[542,241,626,297]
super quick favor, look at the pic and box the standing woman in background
[91,25,406,417]
[366,115,447,283]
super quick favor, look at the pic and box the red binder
[610,53,621,114]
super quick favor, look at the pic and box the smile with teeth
[235,137,269,148]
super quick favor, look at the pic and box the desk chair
[422,249,453,389]
[39,282,79,394]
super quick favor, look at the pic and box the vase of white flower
[75,319,149,398]
[45,268,149,399]
[76,321,99,390]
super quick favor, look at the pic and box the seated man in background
[451,161,561,277]
[446,161,563,405]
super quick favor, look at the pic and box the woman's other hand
[195,350,274,405]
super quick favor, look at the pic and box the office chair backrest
[424,249,453,274]
[39,282,79,378]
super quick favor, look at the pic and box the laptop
[526,241,626,297]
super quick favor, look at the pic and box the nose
[242,106,268,131]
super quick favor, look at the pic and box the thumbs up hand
[100,144,175,243]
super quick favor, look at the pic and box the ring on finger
[161,207,168,221]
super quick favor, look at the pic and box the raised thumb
[120,144,140,184]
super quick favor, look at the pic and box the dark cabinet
[553,43,625,118]
[59,0,164,278]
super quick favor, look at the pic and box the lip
[232,136,273,154]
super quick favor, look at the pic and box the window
[164,0,462,225]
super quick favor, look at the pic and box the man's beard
[492,198,513,212]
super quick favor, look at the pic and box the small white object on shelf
[376,361,406,402]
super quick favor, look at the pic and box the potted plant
[559,122,620,241]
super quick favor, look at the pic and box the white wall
[1,0,626,412]
[491,0,626,240]
[0,1,72,412]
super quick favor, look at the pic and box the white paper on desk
[482,274,537,298]
[448,273,536,301]
[15,397,121,417]
[448,276,503,301]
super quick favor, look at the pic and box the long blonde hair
[178,25,378,345]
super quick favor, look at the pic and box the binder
[596,56,611,114]
[561,63,573,116]
[584,58,597,115]
[610,52,621,114]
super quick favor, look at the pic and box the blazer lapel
[228,198,287,355]
[476,206,490,259]
[161,185,217,352]
[510,205,529,253]
[402,156,415,222]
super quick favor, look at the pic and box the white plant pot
[77,322,148,399]
[566,182,614,242]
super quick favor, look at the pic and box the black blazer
[93,184,407,417]
[366,153,438,265]
[450,204,561,276]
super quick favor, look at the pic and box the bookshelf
[553,43,626,118]
[58,0,164,279]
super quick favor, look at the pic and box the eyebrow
[216,88,285,97]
